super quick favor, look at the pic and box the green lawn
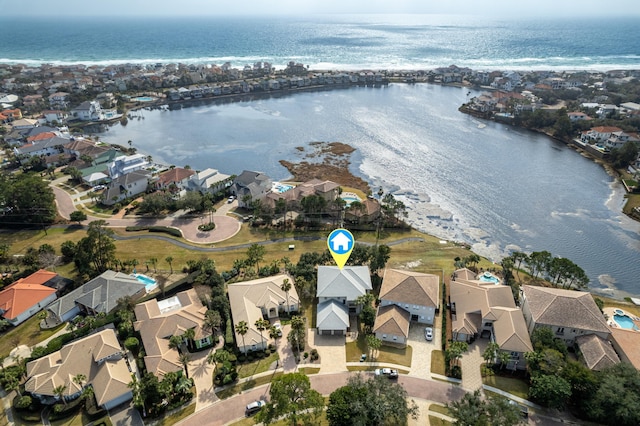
[153,403,196,426]
[482,374,529,399]
[0,315,67,358]
[428,415,453,426]
[429,404,450,416]
[236,352,279,379]
[431,350,446,375]
[345,334,412,367]
[298,367,321,375]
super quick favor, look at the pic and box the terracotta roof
[576,334,620,371]
[379,269,439,308]
[0,270,57,320]
[591,126,623,133]
[157,167,196,185]
[610,327,640,369]
[134,289,207,378]
[521,286,610,334]
[373,304,410,338]
[25,329,130,408]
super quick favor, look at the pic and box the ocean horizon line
[2,57,640,73]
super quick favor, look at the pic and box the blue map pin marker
[327,228,354,269]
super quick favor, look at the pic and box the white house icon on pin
[330,231,351,252]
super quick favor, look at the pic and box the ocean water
[1,15,640,70]
[100,84,640,298]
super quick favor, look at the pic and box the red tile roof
[0,270,57,320]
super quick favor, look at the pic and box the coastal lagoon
[100,84,640,297]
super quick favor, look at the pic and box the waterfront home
[25,328,132,410]
[567,111,593,122]
[134,289,211,377]
[230,170,273,208]
[609,327,640,370]
[107,153,150,178]
[344,198,381,225]
[45,270,145,324]
[520,285,611,347]
[0,269,58,326]
[70,100,103,121]
[450,269,532,370]
[316,266,372,336]
[228,275,299,353]
[575,334,620,371]
[42,109,69,124]
[102,170,152,206]
[156,167,195,196]
[378,269,440,325]
[187,167,231,195]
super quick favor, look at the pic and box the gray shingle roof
[317,266,372,300]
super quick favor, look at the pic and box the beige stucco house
[378,269,440,325]
[228,274,299,353]
[450,268,532,370]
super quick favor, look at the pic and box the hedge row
[125,225,182,238]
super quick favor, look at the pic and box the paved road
[176,372,465,426]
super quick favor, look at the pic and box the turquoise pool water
[133,96,155,102]
[479,272,501,284]
[133,273,157,291]
[614,314,639,331]
[273,184,293,193]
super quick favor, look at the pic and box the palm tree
[165,256,174,274]
[182,327,196,351]
[53,384,67,406]
[169,334,183,351]
[281,278,292,315]
[269,325,280,348]
[131,258,139,273]
[290,315,305,357]
[203,310,222,343]
[255,318,268,350]
[73,373,87,393]
[179,353,191,378]
[150,257,158,273]
[235,321,249,354]
[175,374,192,396]
[81,385,94,402]
[207,349,230,376]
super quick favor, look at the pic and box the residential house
[378,269,440,325]
[46,270,146,324]
[228,275,299,353]
[575,334,620,371]
[567,111,593,122]
[609,327,640,370]
[344,198,381,224]
[134,289,210,378]
[230,170,273,208]
[25,328,132,410]
[316,266,372,336]
[156,167,195,196]
[581,126,623,145]
[373,304,411,347]
[11,118,39,130]
[450,269,532,370]
[48,92,70,109]
[107,153,150,179]
[70,100,103,121]
[42,110,69,124]
[520,285,611,347]
[102,170,151,206]
[187,168,231,194]
[0,270,58,326]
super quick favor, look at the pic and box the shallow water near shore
[100,84,640,297]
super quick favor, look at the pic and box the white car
[92,184,106,191]
[374,368,398,379]
[425,327,433,341]
[245,400,265,416]
[227,195,235,203]
[273,322,282,337]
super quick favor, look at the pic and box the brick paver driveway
[408,319,440,378]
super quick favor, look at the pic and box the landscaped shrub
[15,395,32,409]
[450,365,462,379]
[268,343,276,351]
[303,352,309,359]
[310,349,319,361]
[125,225,182,237]
[124,337,139,352]
[227,353,237,365]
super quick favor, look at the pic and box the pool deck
[604,307,640,330]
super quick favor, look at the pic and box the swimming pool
[132,96,155,102]
[613,314,639,331]
[272,183,293,193]
[132,273,157,291]
[478,272,501,285]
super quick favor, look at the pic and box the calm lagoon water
[100,84,640,298]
